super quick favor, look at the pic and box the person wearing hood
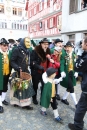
[10,37,35,110]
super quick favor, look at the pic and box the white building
[0,0,28,40]
[61,0,87,44]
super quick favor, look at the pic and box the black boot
[33,99,38,105]
[56,94,60,100]
[2,100,9,105]
[0,106,4,113]
[61,99,69,105]
[2,100,8,105]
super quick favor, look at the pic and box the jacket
[30,45,50,76]
[75,51,87,93]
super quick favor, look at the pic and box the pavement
[0,82,87,130]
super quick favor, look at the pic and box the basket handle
[20,69,22,79]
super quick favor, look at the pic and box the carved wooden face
[24,38,31,49]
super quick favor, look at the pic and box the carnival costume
[40,67,63,123]
[10,38,35,108]
[0,38,11,113]
[60,41,78,107]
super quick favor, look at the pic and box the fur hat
[46,67,57,77]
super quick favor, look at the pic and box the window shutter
[47,19,50,28]
[47,0,50,7]
[42,2,44,9]
[53,17,55,27]
[55,16,57,27]
[37,4,39,13]
[69,0,76,14]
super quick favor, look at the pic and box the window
[39,22,42,29]
[20,24,22,29]
[30,26,32,32]
[34,7,36,15]
[49,18,53,28]
[23,24,27,30]
[58,15,62,31]
[68,34,75,44]
[39,2,43,11]
[33,25,36,31]
[69,0,87,13]
[18,8,22,16]
[12,23,16,29]
[0,5,4,13]
[13,8,17,15]
[17,24,19,29]
[0,22,7,28]
[69,0,76,13]
[80,0,87,10]
[30,10,32,17]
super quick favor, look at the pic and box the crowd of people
[0,36,87,130]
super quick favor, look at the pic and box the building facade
[61,0,87,44]
[28,0,62,43]
[0,0,28,40]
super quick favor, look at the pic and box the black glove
[38,66,44,71]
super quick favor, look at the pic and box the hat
[54,46,62,52]
[65,41,73,47]
[0,38,9,45]
[46,67,58,77]
[16,38,22,43]
[39,38,51,44]
[55,39,63,44]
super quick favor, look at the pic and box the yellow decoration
[51,83,56,97]
[68,58,73,71]
[3,54,9,75]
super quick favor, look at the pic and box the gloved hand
[61,72,66,78]
[53,77,63,84]
[74,72,78,78]
[38,65,44,71]
[42,72,48,83]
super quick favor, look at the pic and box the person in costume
[0,38,12,113]
[30,38,51,105]
[50,38,63,54]
[40,67,63,123]
[60,41,78,108]
[47,46,62,100]
[10,37,34,110]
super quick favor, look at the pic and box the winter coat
[30,45,50,76]
[0,50,12,90]
[11,38,30,74]
[60,51,76,88]
[75,51,87,93]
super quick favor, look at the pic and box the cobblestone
[0,83,87,130]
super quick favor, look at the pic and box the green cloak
[40,82,52,108]
[60,51,76,88]
[0,51,12,90]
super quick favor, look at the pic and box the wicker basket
[20,72,32,81]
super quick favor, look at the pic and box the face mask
[24,38,31,48]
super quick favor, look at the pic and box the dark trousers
[51,97,57,110]
[74,92,87,130]
[32,73,44,100]
[67,71,74,93]
[0,75,9,95]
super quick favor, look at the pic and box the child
[40,67,63,123]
